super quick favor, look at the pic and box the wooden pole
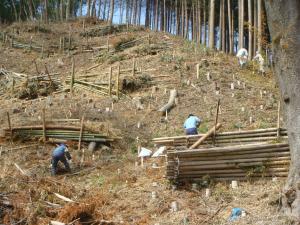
[7,112,12,140]
[213,99,221,145]
[70,57,75,93]
[41,41,44,58]
[42,108,46,143]
[107,35,110,52]
[34,60,40,75]
[44,64,53,85]
[79,115,85,167]
[59,37,62,52]
[277,101,281,138]
[116,63,120,99]
[196,64,200,79]
[189,123,222,149]
[132,57,136,76]
[109,67,112,96]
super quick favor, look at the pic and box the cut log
[189,123,222,149]
[158,89,177,114]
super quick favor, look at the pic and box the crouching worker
[184,114,202,135]
[51,143,72,176]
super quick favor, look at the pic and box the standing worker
[236,48,249,68]
[184,114,202,135]
[51,143,72,176]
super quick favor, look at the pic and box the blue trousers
[185,128,198,135]
[51,155,70,175]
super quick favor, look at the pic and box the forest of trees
[0,0,269,57]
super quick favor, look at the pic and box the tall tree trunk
[184,0,188,39]
[238,0,244,49]
[108,0,114,24]
[119,0,123,23]
[145,0,150,27]
[60,0,64,21]
[181,0,184,37]
[253,0,257,55]
[28,0,34,20]
[264,0,300,220]
[257,0,262,52]
[44,0,48,23]
[248,0,253,59]
[203,0,207,46]
[221,0,225,52]
[103,0,107,20]
[175,0,179,35]
[66,0,71,20]
[198,1,202,44]
[155,0,159,31]
[87,0,91,17]
[208,0,215,49]
[163,0,166,32]
[80,0,83,17]
[10,0,18,21]
[227,0,233,54]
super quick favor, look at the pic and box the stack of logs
[153,128,287,148]
[166,142,290,182]
[153,128,290,182]
[3,125,117,143]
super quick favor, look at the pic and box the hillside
[0,20,289,225]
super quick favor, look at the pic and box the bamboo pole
[116,63,120,99]
[155,128,286,140]
[277,101,281,138]
[44,64,53,85]
[196,64,200,79]
[7,112,12,140]
[189,123,222,149]
[213,99,221,145]
[79,115,85,167]
[172,143,289,156]
[107,35,110,52]
[132,57,136,76]
[42,108,46,143]
[70,57,75,93]
[109,67,112,96]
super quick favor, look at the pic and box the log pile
[153,128,287,148]
[3,125,118,143]
[166,142,290,182]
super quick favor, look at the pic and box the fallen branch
[54,193,75,203]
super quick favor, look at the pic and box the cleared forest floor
[0,19,291,224]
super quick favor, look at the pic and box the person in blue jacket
[51,143,72,175]
[183,114,201,135]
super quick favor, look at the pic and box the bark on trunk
[227,0,233,54]
[208,0,215,49]
[238,0,244,49]
[248,0,253,59]
[257,0,262,52]
[264,0,300,221]
[108,0,114,25]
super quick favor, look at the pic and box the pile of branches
[80,24,128,37]
[0,68,62,99]
[80,24,144,37]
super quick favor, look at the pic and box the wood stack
[3,125,118,143]
[167,143,290,182]
[153,128,287,148]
